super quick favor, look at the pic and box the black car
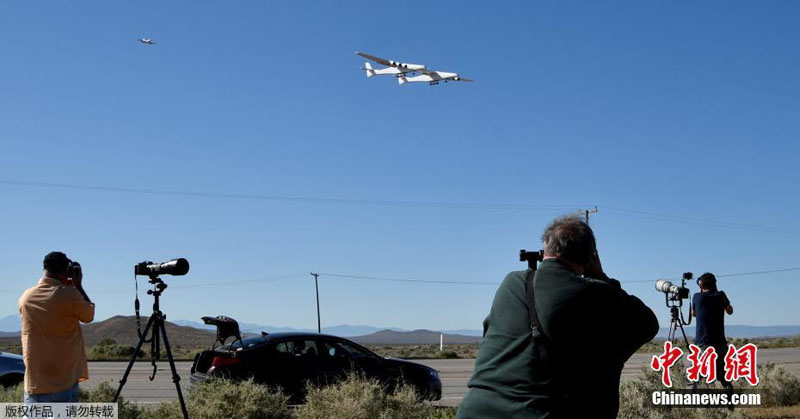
[0,352,24,388]
[190,316,442,402]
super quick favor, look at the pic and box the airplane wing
[421,69,473,82]
[354,52,392,67]
[419,69,442,80]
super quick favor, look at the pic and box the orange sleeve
[72,290,95,323]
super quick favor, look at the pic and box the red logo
[651,342,759,387]
[724,343,759,385]
[686,344,717,383]
[651,341,683,387]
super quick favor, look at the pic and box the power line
[169,273,307,289]
[0,179,580,211]
[623,266,800,283]
[3,179,798,235]
[318,267,800,286]
[717,267,800,278]
[0,266,795,294]
[316,272,499,285]
[0,273,307,294]
[603,207,800,235]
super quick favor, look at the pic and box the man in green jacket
[457,215,659,418]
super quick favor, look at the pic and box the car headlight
[429,369,440,379]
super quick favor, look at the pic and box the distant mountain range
[172,319,483,337]
[0,316,480,349]
[0,316,215,349]
[0,315,20,332]
[656,325,800,340]
[350,329,481,345]
[2,313,799,341]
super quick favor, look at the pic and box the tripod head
[146,275,168,297]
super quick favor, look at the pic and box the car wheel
[0,373,23,388]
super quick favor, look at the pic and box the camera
[134,258,190,277]
[655,280,689,299]
[520,249,544,269]
[68,261,81,278]
[520,249,544,262]
[654,272,692,301]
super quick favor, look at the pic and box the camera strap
[526,268,544,338]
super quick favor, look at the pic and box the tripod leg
[668,321,676,344]
[149,320,159,381]
[678,322,691,349]
[114,314,156,402]
[159,316,190,419]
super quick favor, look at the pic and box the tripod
[114,276,189,419]
[667,304,691,349]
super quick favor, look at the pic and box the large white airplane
[138,38,156,45]
[356,51,472,86]
[398,69,474,85]
[355,51,425,78]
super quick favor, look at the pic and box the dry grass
[365,344,478,359]
[618,360,800,419]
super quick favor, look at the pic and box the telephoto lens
[655,280,678,294]
[135,258,190,277]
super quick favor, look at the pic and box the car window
[338,342,373,359]
[274,341,294,357]
[292,340,320,358]
[227,336,267,351]
[319,340,349,358]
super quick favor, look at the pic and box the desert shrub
[295,373,435,419]
[752,363,800,407]
[0,383,23,403]
[89,343,143,361]
[434,350,460,359]
[427,406,458,419]
[617,359,800,418]
[185,378,290,419]
[2,382,143,419]
[137,378,290,419]
[618,360,747,419]
[78,381,144,419]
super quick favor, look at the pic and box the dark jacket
[457,259,659,419]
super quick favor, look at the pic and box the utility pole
[579,206,598,224]
[310,272,321,333]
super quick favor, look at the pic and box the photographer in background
[18,251,95,403]
[458,215,658,419]
[691,272,733,389]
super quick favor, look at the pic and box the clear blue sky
[1,1,798,331]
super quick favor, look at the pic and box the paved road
[84,348,800,407]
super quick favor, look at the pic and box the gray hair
[541,215,596,266]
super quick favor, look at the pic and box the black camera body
[68,261,81,278]
[134,258,190,278]
[520,249,544,269]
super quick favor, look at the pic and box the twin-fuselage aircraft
[355,51,473,86]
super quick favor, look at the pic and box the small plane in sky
[138,38,156,45]
[355,51,472,86]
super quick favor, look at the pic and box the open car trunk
[190,315,243,375]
